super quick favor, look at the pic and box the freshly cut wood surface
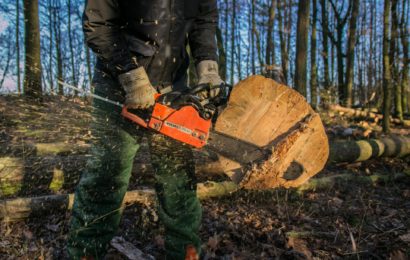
[212,75,329,189]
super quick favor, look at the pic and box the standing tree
[266,0,277,66]
[345,0,360,107]
[67,0,77,95]
[327,0,352,104]
[16,0,21,94]
[310,0,318,108]
[277,0,290,84]
[382,0,392,132]
[294,0,310,97]
[23,0,42,97]
[320,0,331,103]
[230,0,236,84]
[390,0,402,120]
[400,0,409,113]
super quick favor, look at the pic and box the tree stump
[208,75,329,189]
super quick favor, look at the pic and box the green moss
[0,181,22,196]
[49,168,65,192]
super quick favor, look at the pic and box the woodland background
[0,0,409,131]
[0,1,410,259]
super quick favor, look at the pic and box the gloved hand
[196,60,224,99]
[118,67,158,109]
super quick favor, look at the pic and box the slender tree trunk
[277,0,288,84]
[48,0,54,93]
[382,0,392,133]
[320,0,330,99]
[216,27,227,82]
[23,0,42,97]
[345,0,360,108]
[85,45,92,88]
[400,0,409,113]
[310,0,318,108]
[230,0,236,84]
[336,30,344,104]
[16,0,21,94]
[294,0,310,97]
[390,0,402,120]
[236,29,242,80]
[53,4,63,95]
[266,0,277,66]
[0,30,13,89]
[286,0,293,85]
[251,0,256,75]
[67,0,77,95]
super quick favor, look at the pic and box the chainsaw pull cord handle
[121,93,161,128]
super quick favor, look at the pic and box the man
[67,0,223,259]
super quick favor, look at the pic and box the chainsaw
[59,81,268,165]
[121,83,228,148]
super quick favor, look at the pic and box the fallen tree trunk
[329,135,410,163]
[297,172,407,193]
[2,173,408,222]
[2,135,409,197]
[0,181,239,222]
[328,104,410,126]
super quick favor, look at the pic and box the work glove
[196,60,224,99]
[118,67,157,109]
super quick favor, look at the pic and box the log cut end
[213,75,329,189]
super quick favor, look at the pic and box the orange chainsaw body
[121,103,211,148]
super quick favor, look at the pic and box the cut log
[3,172,408,222]
[209,75,329,189]
[329,136,410,163]
[328,104,410,126]
[0,181,238,222]
[297,173,407,193]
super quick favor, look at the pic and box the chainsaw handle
[121,106,149,128]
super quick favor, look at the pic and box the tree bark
[390,0,402,120]
[320,0,330,101]
[47,0,54,93]
[294,0,310,97]
[67,0,77,95]
[53,3,63,95]
[251,0,256,75]
[230,0,236,84]
[2,171,408,222]
[266,0,277,66]
[23,0,42,97]
[216,27,227,82]
[277,0,289,84]
[0,181,238,222]
[310,0,318,108]
[16,0,21,94]
[400,0,409,113]
[329,136,410,163]
[382,0,392,133]
[327,104,410,126]
[345,0,360,107]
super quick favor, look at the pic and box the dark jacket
[83,0,219,88]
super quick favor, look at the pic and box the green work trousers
[67,70,202,259]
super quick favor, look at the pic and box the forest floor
[0,95,409,260]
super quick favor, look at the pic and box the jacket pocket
[124,33,157,57]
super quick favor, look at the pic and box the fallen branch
[297,173,407,193]
[0,181,238,222]
[2,172,408,222]
[328,105,410,126]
